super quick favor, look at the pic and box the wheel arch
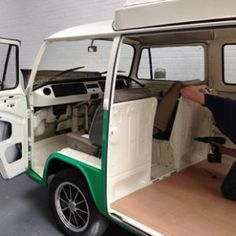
[43,152,107,216]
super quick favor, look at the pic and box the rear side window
[137,45,205,81]
[223,45,236,84]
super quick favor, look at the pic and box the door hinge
[28,140,32,162]
[27,109,31,119]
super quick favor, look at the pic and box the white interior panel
[170,97,212,170]
[151,139,175,180]
[107,97,157,203]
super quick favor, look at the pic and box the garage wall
[0,0,125,68]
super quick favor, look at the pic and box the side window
[223,45,236,84]
[137,49,151,79]
[118,43,134,76]
[0,43,18,90]
[138,45,205,81]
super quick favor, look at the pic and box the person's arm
[180,85,210,105]
[220,146,236,158]
[211,143,236,158]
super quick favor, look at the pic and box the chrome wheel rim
[55,182,90,232]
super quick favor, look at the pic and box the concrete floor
[0,174,133,236]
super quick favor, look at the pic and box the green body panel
[101,109,109,212]
[26,168,46,185]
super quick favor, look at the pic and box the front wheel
[49,169,108,236]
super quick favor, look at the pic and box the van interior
[24,26,236,235]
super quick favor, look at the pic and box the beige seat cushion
[153,82,182,135]
[114,88,152,103]
[65,132,99,156]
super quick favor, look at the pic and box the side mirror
[88,40,97,52]
[88,45,97,52]
[154,68,166,80]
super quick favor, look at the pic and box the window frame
[136,43,207,82]
[222,43,236,86]
[136,47,152,80]
[0,43,19,91]
[118,41,135,78]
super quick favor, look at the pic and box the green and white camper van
[1,0,236,235]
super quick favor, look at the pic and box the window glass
[0,44,18,90]
[38,40,113,72]
[118,43,134,76]
[137,49,151,79]
[0,45,8,79]
[138,45,205,81]
[35,39,114,87]
[224,45,236,84]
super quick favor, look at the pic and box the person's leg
[221,161,236,201]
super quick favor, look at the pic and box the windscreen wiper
[48,66,85,81]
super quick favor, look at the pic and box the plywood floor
[111,161,236,236]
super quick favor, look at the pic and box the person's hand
[196,85,211,94]
[210,142,224,153]
[180,85,212,105]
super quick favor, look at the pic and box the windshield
[34,39,114,87]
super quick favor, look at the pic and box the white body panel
[47,20,116,41]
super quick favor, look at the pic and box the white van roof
[124,0,158,6]
[47,20,116,41]
[47,0,236,41]
[114,0,236,30]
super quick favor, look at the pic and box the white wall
[0,0,125,68]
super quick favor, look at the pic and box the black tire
[49,169,109,236]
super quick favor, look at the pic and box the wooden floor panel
[111,161,236,236]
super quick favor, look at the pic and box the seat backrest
[153,82,183,139]
[89,88,152,146]
[89,103,103,146]
[114,88,152,103]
